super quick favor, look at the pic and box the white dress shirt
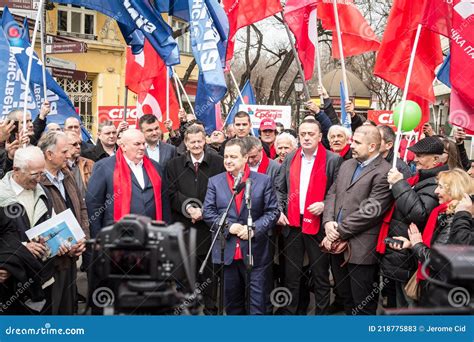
[299,149,317,215]
[124,156,145,189]
[191,153,204,165]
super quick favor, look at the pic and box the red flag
[284,0,318,80]
[421,0,474,121]
[374,0,443,103]
[449,89,474,134]
[223,0,282,63]
[126,40,179,131]
[317,0,380,59]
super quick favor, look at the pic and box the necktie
[194,162,199,174]
[351,163,364,183]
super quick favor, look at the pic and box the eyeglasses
[28,171,46,179]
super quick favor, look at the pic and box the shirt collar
[146,142,160,151]
[45,169,64,183]
[191,154,204,165]
[124,155,144,168]
[10,177,25,196]
[301,148,317,160]
[360,153,380,168]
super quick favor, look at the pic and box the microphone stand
[245,189,254,315]
[200,183,242,316]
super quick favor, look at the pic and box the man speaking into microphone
[203,139,280,315]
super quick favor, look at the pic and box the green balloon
[393,100,422,132]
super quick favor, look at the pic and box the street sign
[46,42,88,54]
[0,0,39,10]
[47,67,88,81]
[45,56,76,70]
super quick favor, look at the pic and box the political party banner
[367,110,396,131]
[239,104,291,135]
[97,106,139,129]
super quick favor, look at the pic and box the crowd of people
[0,92,472,315]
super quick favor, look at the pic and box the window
[171,19,191,54]
[57,5,96,39]
[58,78,94,132]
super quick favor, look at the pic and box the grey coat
[322,155,393,265]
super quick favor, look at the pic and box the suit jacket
[322,155,393,265]
[276,148,342,216]
[203,171,280,266]
[86,156,170,237]
[166,152,226,255]
[265,158,281,183]
[145,141,177,168]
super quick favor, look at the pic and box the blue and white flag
[224,80,256,126]
[0,8,83,131]
[53,0,179,65]
[436,53,451,89]
[189,0,229,133]
[340,81,351,131]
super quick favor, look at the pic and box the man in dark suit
[86,129,170,238]
[138,114,177,168]
[276,118,342,315]
[82,121,124,162]
[203,139,280,315]
[166,125,225,314]
[244,136,280,183]
[322,125,393,315]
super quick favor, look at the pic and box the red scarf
[332,144,350,158]
[225,165,251,260]
[416,202,449,281]
[257,151,270,174]
[113,148,163,222]
[269,144,277,159]
[287,145,327,235]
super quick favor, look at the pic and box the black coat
[166,152,226,256]
[0,204,54,314]
[381,164,449,282]
[449,211,473,246]
[82,140,115,162]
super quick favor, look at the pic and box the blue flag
[224,80,256,126]
[437,53,451,89]
[0,8,86,137]
[21,17,29,42]
[189,0,229,133]
[340,82,351,131]
[53,0,179,66]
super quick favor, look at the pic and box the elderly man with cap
[327,125,352,161]
[378,136,448,308]
[259,118,278,159]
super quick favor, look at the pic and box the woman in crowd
[391,168,474,307]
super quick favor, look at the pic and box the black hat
[408,136,444,155]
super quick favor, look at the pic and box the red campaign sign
[367,110,396,131]
[97,106,139,129]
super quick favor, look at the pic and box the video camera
[89,215,198,315]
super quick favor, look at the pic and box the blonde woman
[391,168,474,307]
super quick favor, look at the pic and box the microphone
[245,179,252,207]
[235,182,246,194]
[233,171,244,191]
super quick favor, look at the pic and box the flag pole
[403,131,415,162]
[174,73,195,116]
[166,15,172,121]
[332,0,349,101]
[172,67,183,108]
[392,24,423,169]
[39,2,47,101]
[229,70,245,104]
[123,86,129,122]
[22,0,44,147]
[281,13,311,101]
[314,7,325,108]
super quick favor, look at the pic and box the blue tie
[337,163,364,223]
[351,163,364,183]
